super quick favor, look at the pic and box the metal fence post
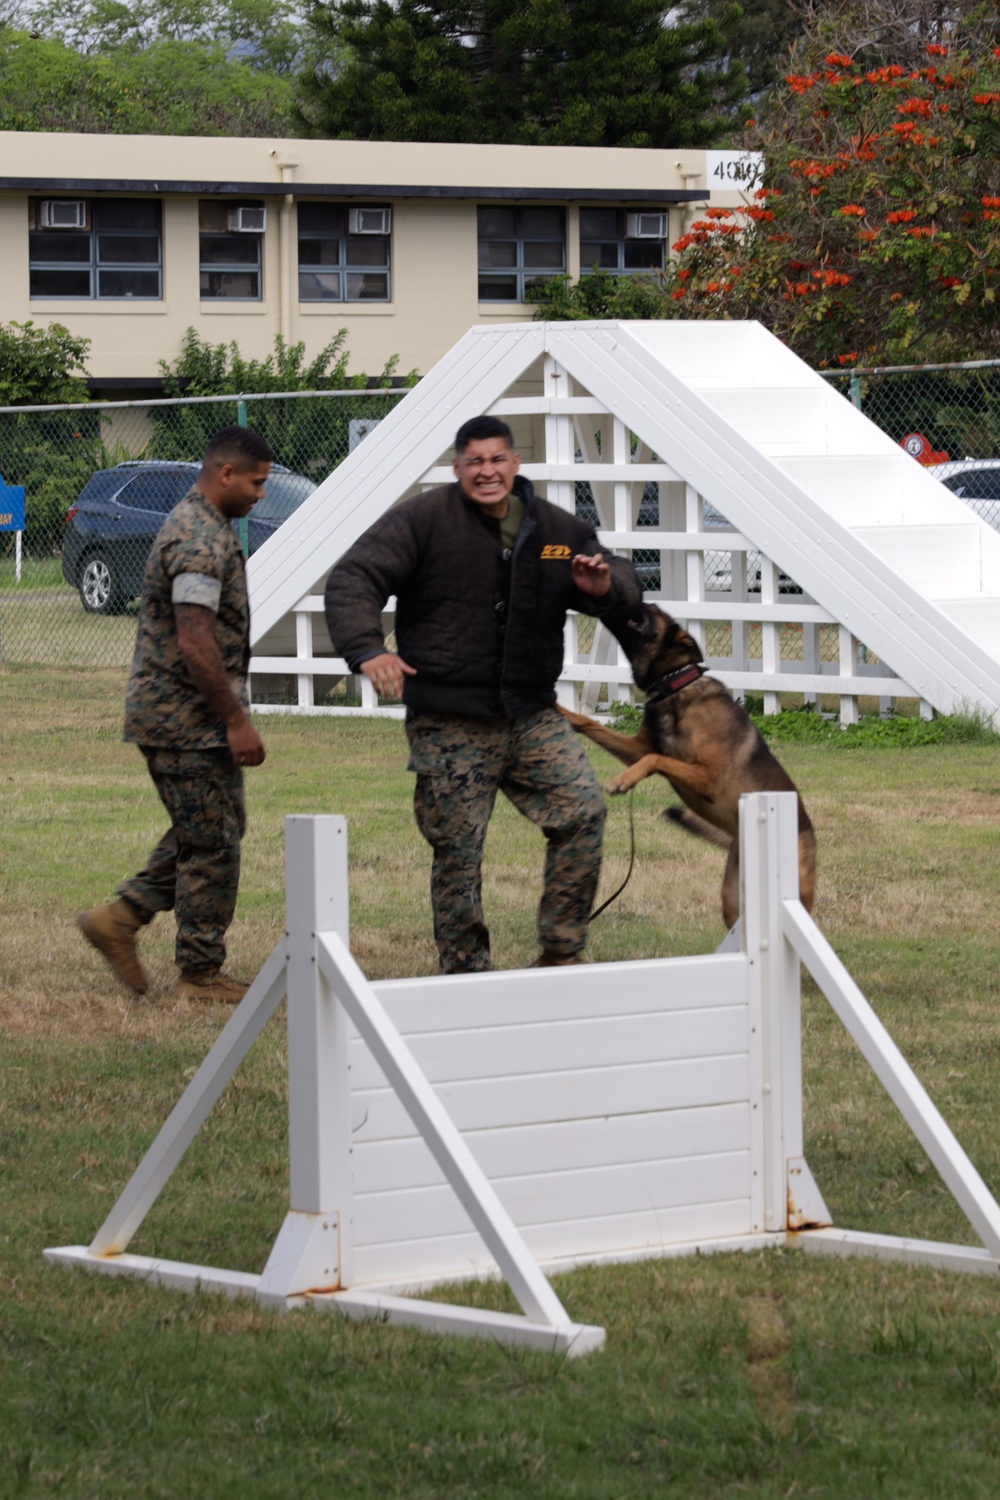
[236,397,250,557]
[848,372,863,410]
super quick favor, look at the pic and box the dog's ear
[671,627,704,663]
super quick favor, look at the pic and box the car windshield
[253,472,316,524]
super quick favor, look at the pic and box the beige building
[0,132,761,394]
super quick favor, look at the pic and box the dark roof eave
[0,178,707,202]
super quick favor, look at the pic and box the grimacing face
[453,437,520,514]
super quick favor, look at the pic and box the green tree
[0,320,91,405]
[677,0,805,99]
[22,0,305,74]
[531,19,1000,367]
[0,0,305,134]
[153,327,416,479]
[0,322,97,553]
[298,0,748,148]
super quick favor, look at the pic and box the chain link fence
[2,361,999,674]
[822,358,1000,520]
[0,389,405,669]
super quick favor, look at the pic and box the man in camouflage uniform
[78,426,271,1004]
[325,415,642,973]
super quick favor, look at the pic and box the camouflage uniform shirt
[124,487,250,749]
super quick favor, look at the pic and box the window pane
[478,206,517,238]
[298,203,342,234]
[345,236,388,266]
[97,200,160,230]
[580,208,618,238]
[525,240,564,269]
[30,268,91,296]
[119,473,181,512]
[199,201,228,232]
[478,241,517,268]
[200,234,260,265]
[521,207,563,237]
[201,270,260,298]
[964,470,1000,500]
[299,270,342,300]
[299,237,341,266]
[581,241,619,269]
[29,231,90,262]
[346,271,388,300]
[98,234,159,264]
[98,269,160,297]
[479,273,519,301]
[623,240,664,270]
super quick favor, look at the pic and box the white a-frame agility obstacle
[47,795,1000,1356]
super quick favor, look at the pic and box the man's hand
[360,651,417,701]
[571,552,611,598]
[227,715,266,767]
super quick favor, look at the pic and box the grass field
[2,664,1000,1498]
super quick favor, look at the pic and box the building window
[579,208,666,275]
[29,199,161,299]
[297,204,391,302]
[478,206,565,302]
[199,201,264,300]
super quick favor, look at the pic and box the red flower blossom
[886,209,917,223]
[973,93,1000,105]
[836,353,858,365]
[906,227,935,237]
[670,289,685,301]
[825,52,854,67]
[897,98,932,117]
[839,204,866,216]
[926,44,948,56]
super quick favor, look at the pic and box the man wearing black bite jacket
[324,415,642,974]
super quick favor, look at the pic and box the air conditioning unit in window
[227,206,267,233]
[39,200,88,230]
[348,207,391,235]
[625,212,667,239]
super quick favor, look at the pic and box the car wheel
[79,552,128,614]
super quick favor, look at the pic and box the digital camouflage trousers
[119,746,246,977]
[405,707,606,973]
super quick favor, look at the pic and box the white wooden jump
[46,795,1000,1356]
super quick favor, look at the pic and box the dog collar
[645,663,706,702]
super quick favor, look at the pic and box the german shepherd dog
[560,603,816,929]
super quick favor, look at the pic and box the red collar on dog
[645,663,706,702]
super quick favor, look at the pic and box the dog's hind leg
[721,840,741,930]
[665,806,733,849]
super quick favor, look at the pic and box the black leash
[588,790,636,923]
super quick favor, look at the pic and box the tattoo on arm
[175,603,245,727]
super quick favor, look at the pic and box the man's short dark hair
[454,416,515,454]
[202,425,274,470]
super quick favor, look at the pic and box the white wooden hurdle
[46,795,1000,1355]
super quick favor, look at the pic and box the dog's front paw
[557,705,594,731]
[607,771,634,796]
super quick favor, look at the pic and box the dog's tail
[665,806,733,849]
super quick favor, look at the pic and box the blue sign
[0,473,26,533]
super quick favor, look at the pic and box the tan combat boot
[77,899,149,994]
[174,970,248,1005]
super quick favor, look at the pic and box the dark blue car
[62,460,316,613]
